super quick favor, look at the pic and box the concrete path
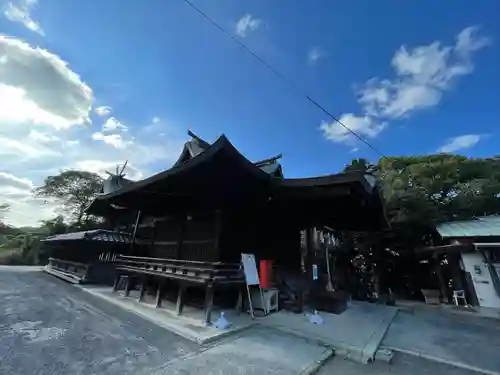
[318,352,482,375]
[79,284,255,344]
[0,269,333,375]
[0,271,199,375]
[260,301,398,363]
[382,310,500,375]
[151,327,332,375]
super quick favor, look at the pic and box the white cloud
[0,122,185,226]
[0,171,34,190]
[95,106,112,116]
[0,134,60,159]
[308,46,326,64]
[0,36,93,129]
[438,134,485,153]
[321,26,489,145]
[102,117,127,132]
[0,171,57,227]
[92,132,132,149]
[235,14,261,37]
[320,114,386,143]
[0,36,187,227]
[28,129,60,143]
[73,160,143,181]
[455,26,491,55]
[152,116,161,123]
[3,0,44,35]
[358,26,490,120]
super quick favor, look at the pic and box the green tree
[34,170,103,226]
[0,203,13,234]
[344,158,377,173]
[40,215,68,235]
[377,154,500,226]
[343,154,500,301]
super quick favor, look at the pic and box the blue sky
[0,0,499,225]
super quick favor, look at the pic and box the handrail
[142,239,214,246]
[112,254,244,283]
[49,257,89,269]
[116,260,236,274]
[117,254,240,268]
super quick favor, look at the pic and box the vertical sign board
[241,253,267,317]
[242,253,260,285]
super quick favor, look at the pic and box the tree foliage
[33,170,103,225]
[40,215,68,235]
[344,154,500,228]
[342,154,500,300]
[377,154,500,226]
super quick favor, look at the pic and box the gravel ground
[0,271,199,375]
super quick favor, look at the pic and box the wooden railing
[48,257,89,281]
[109,254,245,325]
[112,254,243,286]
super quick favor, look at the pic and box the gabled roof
[85,131,388,230]
[173,131,283,176]
[87,134,277,211]
[101,175,134,195]
[436,216,500,238]
[172,131,211,167]
[43,229,132,243]
[259,163,283,177]
[86,131,283,215]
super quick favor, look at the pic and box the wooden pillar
[235,288,243,314]
[112,275,120,292]
[138,277,146,302]
[203,284,215,326]
[176,284,186,315]
[150,219,156,256]
[124,276,132,297]
[176,215,186,260]
[213,210,222,261]
[433,253,448,303]
[155,280,163,308]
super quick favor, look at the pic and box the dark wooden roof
[43,229,132,244]
[86,133,388,230]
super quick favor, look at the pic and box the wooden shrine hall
[84,131,388,325]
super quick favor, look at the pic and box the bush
[0,237,44,265]
[0,249,24,265]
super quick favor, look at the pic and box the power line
[180,0,385,157]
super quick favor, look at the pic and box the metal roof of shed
[436,216,500,238]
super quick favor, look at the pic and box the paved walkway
[318,352,482,375]
[151,327,332,375]
[260,301,398,363]
[0,270,331,375]
[382,309,500,375]
[0,271,199,375]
